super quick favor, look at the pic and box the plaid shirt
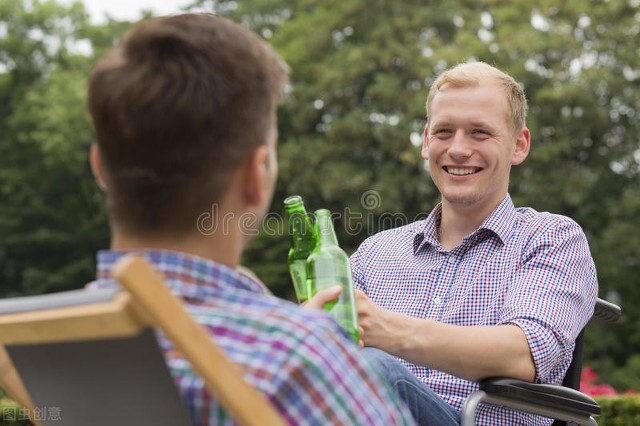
[89,250,415,426]
[351,194,598,426]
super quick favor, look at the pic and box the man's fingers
[303,286,342,310]
[355,289,367,300]
[355,289,370,316]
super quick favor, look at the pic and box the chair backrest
[8,329,192,425]
[552,298,622,426]
[0,255,287,426]
[545,329,586,426]
[0,288,191,426]
[562,298,622,393]
[563,330,585,390]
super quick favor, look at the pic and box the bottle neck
[288,211,314,249]
[314,210,338,246]
[285,198,315,250]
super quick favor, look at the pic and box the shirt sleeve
[498,216,598,382]
[269,314,415,425]
[350,236,371,293]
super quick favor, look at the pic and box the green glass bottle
[306,209,360,343]
[284,195,317,303]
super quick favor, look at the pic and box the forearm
[376,311,536,382]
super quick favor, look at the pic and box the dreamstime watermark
[196,190,428,237]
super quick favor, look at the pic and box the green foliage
[597,395,640,426]
[209,0,640,387]
[1,0,639,393]
[610,355,640,393]
[590,354,640,394]
[0,0,110,296]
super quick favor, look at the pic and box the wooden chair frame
[0,254,285,426]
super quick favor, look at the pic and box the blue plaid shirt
[351,194,598,426]
[89,250,415,426]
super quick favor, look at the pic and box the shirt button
[433,297,442,305]
[447,256,457,264]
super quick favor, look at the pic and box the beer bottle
[306,209,360,343]
[284,195,316,303]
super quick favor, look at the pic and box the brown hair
[426,61,528,135]
[88,13,289,236]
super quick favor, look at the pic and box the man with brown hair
[86,13,413,425]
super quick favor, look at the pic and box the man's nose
[447,131,472,159]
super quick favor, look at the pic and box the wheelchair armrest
[594,298,621,323]
[479,377,601,417]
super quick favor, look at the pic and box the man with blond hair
[353,61,598,425]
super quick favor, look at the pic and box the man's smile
[443,166,482,176]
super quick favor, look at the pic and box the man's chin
[441,194,485,210]
[442,192,480,206]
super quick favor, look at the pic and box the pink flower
[580,366,619,397]
[585,384,618,397]
[581,367,598,385]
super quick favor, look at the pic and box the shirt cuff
[503,318,568,382]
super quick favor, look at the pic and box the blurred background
[0,0,638,397]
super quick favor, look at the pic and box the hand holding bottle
[284,198,361,344]
[305,209,360,343]
[302,285,342,309]
[303,286,364,348]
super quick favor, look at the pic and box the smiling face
[422,81,530,216]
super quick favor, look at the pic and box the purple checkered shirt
[351,194,598,426]
[89,250,415,426]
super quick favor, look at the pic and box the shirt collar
[477,194,517,244]
[95,249,269,295]
[414,194,517,254]
[415,203,443,252]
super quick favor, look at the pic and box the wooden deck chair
[0,254,286,426]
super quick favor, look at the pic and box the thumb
[303,286,342,310]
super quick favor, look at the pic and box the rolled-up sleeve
[499,217,598,382]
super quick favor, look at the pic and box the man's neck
[438,198,502,251]
[110,229,244,268]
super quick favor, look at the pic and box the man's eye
[433,129,452,136]
[472,129,489,135]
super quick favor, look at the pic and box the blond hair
[426,61,528,134]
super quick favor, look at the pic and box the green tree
[0,0,128,296]
[193,0,640,388]
[1,0,638,391]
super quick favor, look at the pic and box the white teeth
[447,167,478,176]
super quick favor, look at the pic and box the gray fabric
[7,328,192,426]
[0,288,120,314]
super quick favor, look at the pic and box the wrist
[383,311,419,357]
[395,317,434,363]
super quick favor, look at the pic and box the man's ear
[421,125,430,160]
[511,127,531,166]
[241,145,270,208]
[89,143,108,190]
